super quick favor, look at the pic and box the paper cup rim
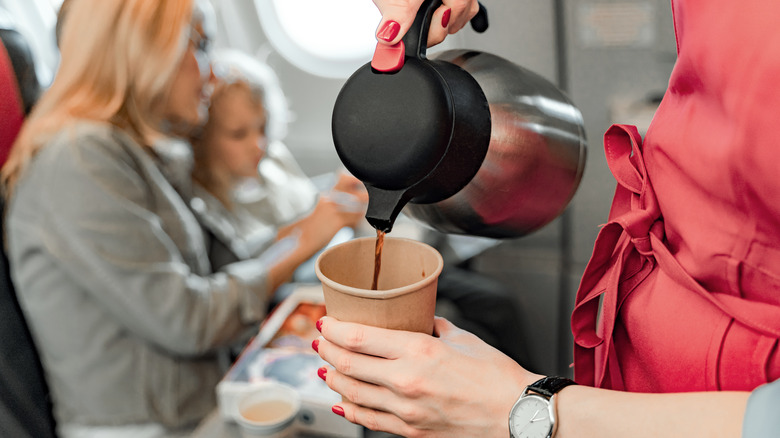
[315,236,443,299]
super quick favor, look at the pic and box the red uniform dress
[572,0,780,392]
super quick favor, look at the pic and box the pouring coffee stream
[332,0,587,238]
[371,229,385,290]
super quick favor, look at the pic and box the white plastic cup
[236,383,301,438]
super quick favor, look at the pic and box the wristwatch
[508,376,577,438]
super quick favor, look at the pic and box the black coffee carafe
[332,0,586,238]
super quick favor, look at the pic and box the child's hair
[212,75,265,113]
[210,49,290,143]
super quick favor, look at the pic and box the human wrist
[508,375,577,438]
[550,383,585,438]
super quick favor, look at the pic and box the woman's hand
[315,316,542,437]
[331,172,365,198]
[277,197,358,255]
[277,172,366,248]
[372,0,480,47]
[327,172,368,229]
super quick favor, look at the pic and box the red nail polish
[442,8,452,27]
[377,20,400,42]
[312,339,319,352]
[317,366,327,381]
[332,406,345,417]
[316,319,323,332]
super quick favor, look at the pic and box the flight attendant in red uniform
[313,0,780,437]
[572,0,780,394]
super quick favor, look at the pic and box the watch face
[509,394,553,438]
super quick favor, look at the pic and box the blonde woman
[189,51,368,297]
[2,1,271,437]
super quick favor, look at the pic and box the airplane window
[255,0,380,78]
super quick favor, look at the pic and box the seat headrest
[0,28,40,115]
[0,37,25,168]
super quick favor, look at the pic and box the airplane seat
[0,34,58,438]
[0,31,25,167]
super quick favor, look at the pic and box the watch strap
[526,376,577,398]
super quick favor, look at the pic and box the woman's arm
[315,316,751,438]
[555,385,747,438]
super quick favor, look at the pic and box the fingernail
[442,8,451,27]
[312,339,319,353]
[316,319,323,332]
[377,20,400,42]
[332,405,345,417]
[317,366,327,381]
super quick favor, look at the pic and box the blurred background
[1,0,677,377]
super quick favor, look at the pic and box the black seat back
[0,22,57,437]
[0,199,58,438]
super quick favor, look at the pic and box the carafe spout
[364,186,411,233]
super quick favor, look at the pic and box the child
[189,50,368,300]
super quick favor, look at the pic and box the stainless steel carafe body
[402,49,587,238]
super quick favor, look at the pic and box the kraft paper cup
[315,236,443,335]
[236,382,301,438]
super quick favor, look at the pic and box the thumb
[373,0,425,45]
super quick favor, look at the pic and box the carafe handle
[403,1,489,60]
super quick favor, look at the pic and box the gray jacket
[190,183,277,273]
[6,122,269,429]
